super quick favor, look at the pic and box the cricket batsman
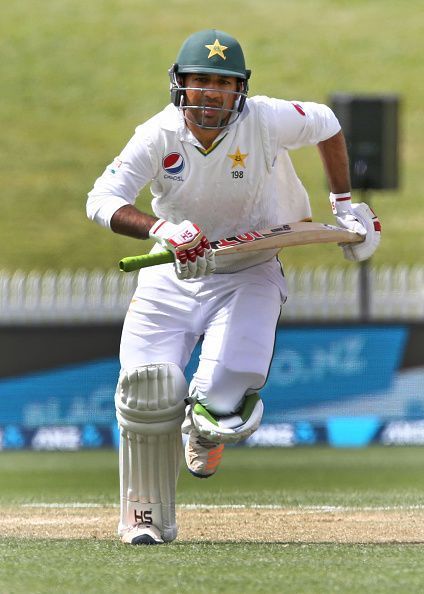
[87,29,381,544]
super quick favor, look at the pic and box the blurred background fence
[1,265,423,323]
[1,264,424,450]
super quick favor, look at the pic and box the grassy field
[1,447,424,593]
[1,0,423,271]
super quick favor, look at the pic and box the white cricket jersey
[87,96,340,272]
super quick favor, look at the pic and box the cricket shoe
[120,524,164,545]
[184,429,224,479]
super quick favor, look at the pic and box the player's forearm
[110,204,159,240]
[318,130,351,194]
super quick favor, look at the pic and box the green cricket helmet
[169,29,251,129]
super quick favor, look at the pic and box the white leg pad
[115,363,187,543]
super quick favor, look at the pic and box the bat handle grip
[119,250,174,272]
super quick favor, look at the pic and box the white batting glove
[329,192,382,262]
[149,219,216,279]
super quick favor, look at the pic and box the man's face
[183,73,240,129]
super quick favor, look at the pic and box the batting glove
[149,219,216,279]
[329,192,381,262]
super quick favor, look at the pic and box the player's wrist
[329,192,352,215]
[149,219,181,242]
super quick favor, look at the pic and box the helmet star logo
[228,147,248,168]
[205,39,228,60]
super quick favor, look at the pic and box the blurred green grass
[1,539,424,594]
[1,0,423,271]
[1,447,424,593]
[1,447,424,507]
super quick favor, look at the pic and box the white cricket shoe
[120,524,164,545]
[185,429,225,478]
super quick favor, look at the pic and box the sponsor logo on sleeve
[292,102,306,116]
[109,157,123,174]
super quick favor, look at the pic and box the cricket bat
[119,221,364,272]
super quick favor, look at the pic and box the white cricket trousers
[119,258,287,415]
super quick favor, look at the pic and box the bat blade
[119,222,363,272]
[210,222,363,254]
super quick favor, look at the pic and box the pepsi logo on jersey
[163,152,185,181]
